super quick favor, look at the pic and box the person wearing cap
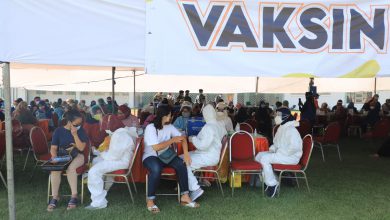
[184,90,193,103]
[173,101,192,131]
[195,89,206,105]
[255,108,302,198]
[181,104,226,201]
[332,100,344,112]
[216,102,234,133]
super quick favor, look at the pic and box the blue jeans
[143,156,189,200]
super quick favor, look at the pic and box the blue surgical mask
[182,112,191,118]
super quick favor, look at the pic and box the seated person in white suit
[86,128,136,210]
[181,104,226,201]
[215,102,234,133]
[255,108,302,198]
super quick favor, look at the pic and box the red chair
[229,131,262,196]
[245,119,257,132]
[239,122,254,133]
[272,134,314,195]
[314,122,342,161]
[145,143,181,202]
[12,119,29,155]
[48,141,91,203]
[0,131,6,188]
[83,123,107,147]
[193,136,228,196]
[297,119,311,138]
[82,138,143,204]
[361,119,390,139]
[52,112,59,128]
[26,126,51,176]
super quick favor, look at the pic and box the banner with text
[146,0,390,77]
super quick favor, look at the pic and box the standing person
[47,110,88,211]
[143,105,199,213]
[195,89,206,105]
[299,92,316,125]
[181,104,226,201]
[215,94,223,103]
[362,94,381,133]
[184,90,193,103]
[176,90,185,104]
[97,98,108,114]
[255,108,302,198]
[382,99,390,115]
[255,101,272,138]
[153,92,164,103]
[85,128,135,210]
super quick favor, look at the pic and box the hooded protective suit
[87,128,136,208]
[255,120,302,187]
[216,102,234,133]
[181,104,226,192]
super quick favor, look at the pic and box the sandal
[67,197,78,210]
[147,205,160,214]
[47,198,59,212]
[180,201,200,208]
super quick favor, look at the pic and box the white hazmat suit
[216,102,234,133]
[87,127,136,208]
[181,104,227,192]
[255,120,302,187]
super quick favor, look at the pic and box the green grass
[1,137,390,220]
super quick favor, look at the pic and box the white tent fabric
[0,0,145,67]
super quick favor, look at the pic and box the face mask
[182,112,190,118]
[76,126,81,130]
[93,114,102,121]
[275,116,283,125]
[216,112,225,117]
[370,106,375,110]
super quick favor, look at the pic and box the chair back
[187,117,206,136]
[216,136,228,170]
[126,137,143,176]
[239,122,254,133]
[297,119,311,138]
[83,123,107,147]
[323,122,341,143]
[12,119,23,137]
[372,119,390,138]
[101,114,125,132]
[299,134,314,171]
[245,119,257,131]
[229,131,255,162]
[29,126,49,157]
[52,112,59,127]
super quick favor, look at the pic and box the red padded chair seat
[162,167,176,174]
[231,160,262,171]
[111,169,127,175]
[272,163,302,170]
[200,165,218,170]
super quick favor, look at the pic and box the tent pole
[112,67,116,114]
[374,77,377,94]
[133,70,136,109]
[2,62,16,220]
[255,76,259,106]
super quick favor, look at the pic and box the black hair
[153,105,172,130]
[64,109,83,123]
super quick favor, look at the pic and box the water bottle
[51,155,72,163]
[235,123,240,132]
[254,128,257,136]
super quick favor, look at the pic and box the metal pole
[2,62,16,220]
[133,70,136,109]
[374,77,377,94]
[255,76,259,106]
[112,67,116,114]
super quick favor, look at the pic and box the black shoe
[265,184,279,198]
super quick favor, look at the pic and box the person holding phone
[143,105,198,214]
[47,109,88,212]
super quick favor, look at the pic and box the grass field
[1,137,390,220]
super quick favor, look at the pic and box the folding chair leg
[277,171,283,197]
[294,172,300,188]
[258,173,264,196]
[124,177,134,204]
[302,172,310,193]
[47,175,51,203]
[145,174,148,199]
[215,172,224,197]
[23,148,31,171]
[319,144,325,162]
[129,173,137,194]
[0,172,7,189]
[81,177,85,204]
[177,183,180,203]
[231,172,235,197]
[336,144,342,161]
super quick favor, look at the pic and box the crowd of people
[1,89,390,213]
